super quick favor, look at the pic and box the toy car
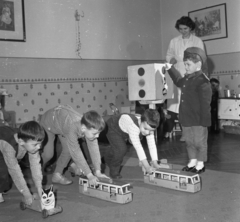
[19,193,62,219]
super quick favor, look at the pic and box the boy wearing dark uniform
[165,47,212,174]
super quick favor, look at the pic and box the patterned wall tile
[0,79,133,123]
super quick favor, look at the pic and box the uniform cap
[184,47,207,64]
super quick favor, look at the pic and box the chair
[172,119,182,137]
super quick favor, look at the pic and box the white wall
[0,0,162,60]
[161,0,240,58]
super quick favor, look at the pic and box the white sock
[195,161,204,170]
[0,193,4,203]
[187,159,197,168]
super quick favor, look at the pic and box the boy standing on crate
[165,47,212,174]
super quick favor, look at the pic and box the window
[163,174,170,180]
[180,177,186,184]
[192,176,200,184]
[102,185,109,192]
[110,187,117,193]
[90,184,95,188]
[155,172,161,179]
[171,175,178,182]
[188,178,192,184]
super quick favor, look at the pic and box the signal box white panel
[127,63,173,101]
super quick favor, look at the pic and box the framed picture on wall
[0,0,26,42]
[188,3,227,41]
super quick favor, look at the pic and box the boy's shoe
[52,173,73,185]
[182,165,195,172]
[191,167,205,174]
[0,193,4,203]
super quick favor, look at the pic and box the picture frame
[0,0,26,42]
[188,3,227,41]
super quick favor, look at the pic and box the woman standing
[164,16,206,140]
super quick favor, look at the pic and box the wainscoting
[0,78,133,124]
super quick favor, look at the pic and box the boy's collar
[185,70,202,79]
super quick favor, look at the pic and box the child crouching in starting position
[0,121,45,204]
[40,105,109,186]
[165,47,212,174]
[104,109,165,179]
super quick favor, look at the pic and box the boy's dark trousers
[0,155,12,193]
[105,129,128,178]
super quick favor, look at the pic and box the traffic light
[127,63,173,101]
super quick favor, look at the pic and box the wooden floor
[154,130,240,174]
[2,130,240,222]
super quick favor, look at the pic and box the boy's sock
[187,159,197,168]
[195,161,204,170]
[0,193,4,203]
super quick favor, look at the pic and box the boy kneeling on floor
[0,121,45,204]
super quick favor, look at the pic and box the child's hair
[175,16,195,31]
[183,53,202,64]
[210,78,219,84]
[81,110,105,131]
[18,121,45,142]
[141,109,160,129]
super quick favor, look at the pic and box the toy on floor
[143,166,201,193]
[79,175,133,204]
[20,185,62,219]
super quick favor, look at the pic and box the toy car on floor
[20,186,62,219]
[79,175,133,204]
